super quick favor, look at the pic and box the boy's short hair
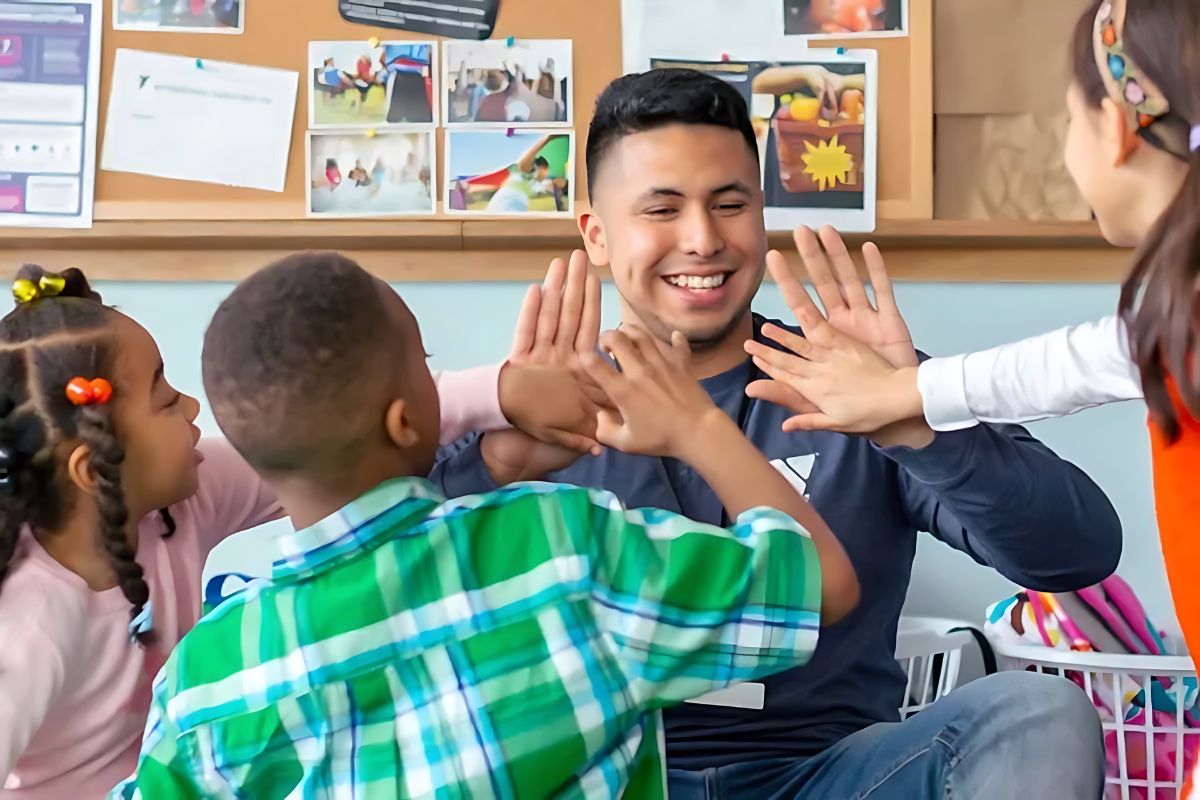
[585,69,758,201]
[202,252,398,474]
[533,156,550,169]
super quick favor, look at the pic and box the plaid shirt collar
[272,476,445,580]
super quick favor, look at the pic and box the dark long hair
[1072,0,1200,439]
[0,266,166,644]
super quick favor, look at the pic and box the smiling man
[432,68,1117,799]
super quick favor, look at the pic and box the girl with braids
[0,254,607,798]
[0,264,282,799]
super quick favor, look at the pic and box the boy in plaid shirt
[111,251,857,799]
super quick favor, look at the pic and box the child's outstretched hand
[744,246,930,446]
[581,327,720,458]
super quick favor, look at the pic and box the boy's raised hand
[580,327,720,458]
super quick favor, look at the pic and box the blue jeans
[667,671,1104,799]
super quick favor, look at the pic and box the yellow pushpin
[367,36,379,48]
[365,128,377,138]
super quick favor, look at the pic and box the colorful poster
[783,0,907,39]
[651,50,878,232]
[0,0,101,228]
[101,49,298,192]
[308,40,437,129]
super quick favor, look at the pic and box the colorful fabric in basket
[986,575,1198,799]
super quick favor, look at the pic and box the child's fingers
[758,323,824,361]
[619,325,670,373]
[579,351,626,402]
[509,284,542,359]
[593,409,627,450]
[745,341,814,378]
[745,379,820,415]
[782,412,843,433]
[535,257,566,345]
[667,331,692,369]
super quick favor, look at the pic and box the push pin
[836,47,846,55]
[505,36,515,47]
[368,36,379,48]
[195,58,204,69]
[365,128,377,138]
[720,52,730,62]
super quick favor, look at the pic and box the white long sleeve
[917,315,1144,432]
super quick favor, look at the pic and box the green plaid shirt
[110,478,822,799]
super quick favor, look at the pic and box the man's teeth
[665,274,727,289]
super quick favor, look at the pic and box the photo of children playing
[308,131,433,216]
[783,0,905,36]
[115,0,241,31]
[444,39,570,125]
[446,131,571,215]
[309,41,435,128]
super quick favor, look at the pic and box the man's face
[582,123,768,350]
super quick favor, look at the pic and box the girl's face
[1064,80,1147,248]
[106,315,202,518]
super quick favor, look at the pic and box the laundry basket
[995,640,1199,800]
[894,616,977,719]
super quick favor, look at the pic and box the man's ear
[383,398,420,449]
[579,210,609,267]
[1100,96,1140,166]
[66,444,98,494]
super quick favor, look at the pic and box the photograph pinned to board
[445,130,573,216]
[443,39,571,126]
[101,49,297,192]
[308,40,436,129]
[782,0,906,38]
[0,0,102,229]
[338,0,498,41]
[651,50,877,232]
[113,0,243,33]
[307,130,434,217]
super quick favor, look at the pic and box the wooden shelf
[0,218,1126,283]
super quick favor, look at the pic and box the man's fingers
[576,271,602,353]
[535,257,567,345]
[744,378,820,415]
[556,250,588,348]
[818,225,870,311]
[862,242,901,316]
[509,284,541,359]
[793,225,846,315]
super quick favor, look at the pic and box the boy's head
[202,252,439,489]
[533,155,550,180]
[579,69,767,352]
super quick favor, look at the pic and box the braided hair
[0,265,164,645]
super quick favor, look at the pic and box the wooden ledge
[0,219,1125,282]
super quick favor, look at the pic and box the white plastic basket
[894,616,976,719]
[687,615,976,715]
[995,641,1199,800]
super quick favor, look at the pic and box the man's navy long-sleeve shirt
[431,313,1122,769]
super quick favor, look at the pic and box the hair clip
[65,377,113,406]
[0,444,16,494]
[128,600,153,643]
[12,272,66,304]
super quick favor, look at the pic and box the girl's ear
[66,443,98,494]
[1100,96,1141,166]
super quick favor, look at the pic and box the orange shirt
[1148,390,1200,798]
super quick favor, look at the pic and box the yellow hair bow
[12,273,66,304]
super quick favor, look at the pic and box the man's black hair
[585,68,758,201]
